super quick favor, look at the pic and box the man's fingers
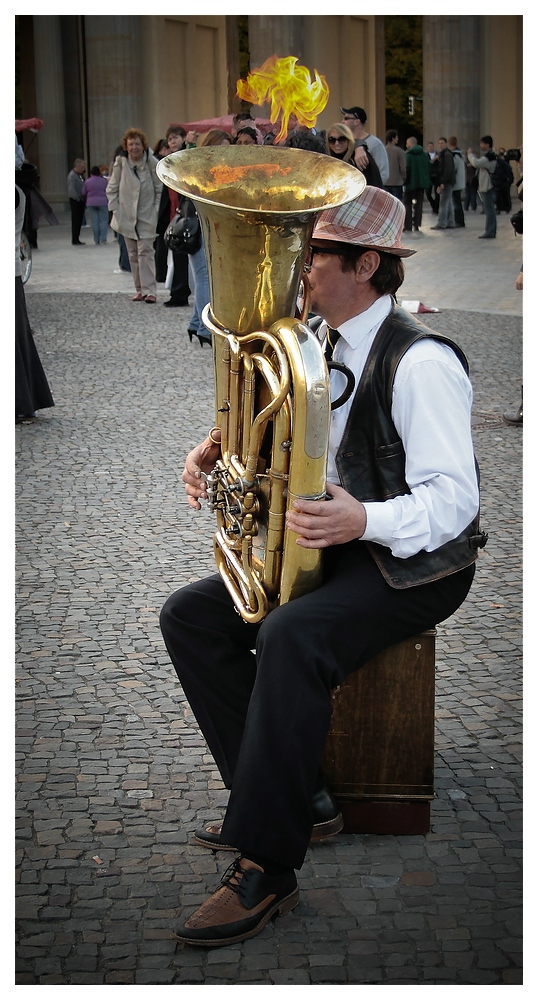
[185,481,207,499]
[287,521,326,537]
[289,523,327,539]
[182,462,201,485]
[294,535,329,549]
[291,498,330,515]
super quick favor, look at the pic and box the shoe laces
[219,857,253,898]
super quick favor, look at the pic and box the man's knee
[160,581,194,623]
[160,576,227,640]
[159,589,182,641]
[257,599,328,667]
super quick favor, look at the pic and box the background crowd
[16,106,523,421]
[61,107,523,320]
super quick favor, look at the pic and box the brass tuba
[157,146,366,623]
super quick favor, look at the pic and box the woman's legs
[188,241,212,341]
[187,260,200,332]
[97,205,108,243]
[88,207,100,245]
[124,236,141,293]
[137,238,157,297]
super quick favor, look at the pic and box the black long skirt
[15,276,54,420]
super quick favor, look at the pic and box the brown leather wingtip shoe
[175,857,299,947]
[193,787,343,851]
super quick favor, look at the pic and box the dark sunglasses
[303,245,344,272]
[328,136,347,144]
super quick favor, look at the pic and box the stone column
[480,16,523,150]
[248,15,304,66]
[84,16,142,167]
[423,16,480,153]
[225,15,242,114]
[33,15,68,210]
[245,16,304,123]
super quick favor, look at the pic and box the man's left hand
[285,483,367,548]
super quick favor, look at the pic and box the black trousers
[453,189,465,227]
[385,185,404,202]
[154,235,190,301]
[70,198,85,243]
[169,251,190,302]
[425,185,439,214]
[160,541,474,870]
[404,188,424,230]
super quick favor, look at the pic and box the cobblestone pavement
[16,215,523,985]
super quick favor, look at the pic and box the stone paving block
[270,969,311,983]
[310,966,348,982]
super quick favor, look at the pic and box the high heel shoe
[197,335,211,347]
[187,329,197,342]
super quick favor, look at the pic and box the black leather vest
[333,303,487,588]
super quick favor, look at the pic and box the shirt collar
[336,295,393,349]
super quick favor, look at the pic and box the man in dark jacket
[448,137,466,227]
[431,137,456,230]
[385,130,407,200]
[493,151,514,214]
[67,159,87,246]
[404,137,431,233]
[155,126,191,306]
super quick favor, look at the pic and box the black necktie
[324,327,356,411]
[325,327,340,361]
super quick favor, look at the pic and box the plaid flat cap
[313,185,416,258]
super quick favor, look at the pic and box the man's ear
[356,251,380,282]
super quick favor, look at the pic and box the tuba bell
[157,146,366,623]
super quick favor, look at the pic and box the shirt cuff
[361,501,396,546]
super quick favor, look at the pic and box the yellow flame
[237,55,329,144]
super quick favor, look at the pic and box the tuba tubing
[156,146,366,621]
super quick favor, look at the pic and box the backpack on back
[452,150,466,191]
[491,156,514,191]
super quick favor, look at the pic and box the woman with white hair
[106,128,162,302]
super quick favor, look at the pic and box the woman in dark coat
[15,185,54,421]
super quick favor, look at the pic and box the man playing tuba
[160,186,486,947]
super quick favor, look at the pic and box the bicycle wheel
[20,231,32,284]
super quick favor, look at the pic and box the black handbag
[164,198,201,254]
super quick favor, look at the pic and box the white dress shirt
[319,295,479,559]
